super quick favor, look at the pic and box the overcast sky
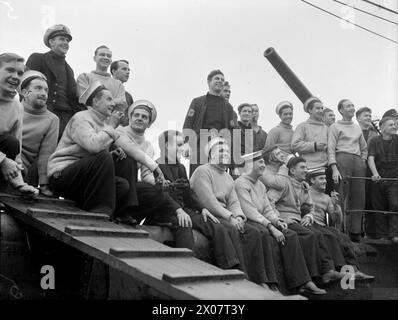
[1,0,397,151]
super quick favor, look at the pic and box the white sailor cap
[275,101,293,115]
[18,70,47,94]
[307,167,326,179]
[79,80,106,105]
[241,150,264,163]
[303,97,322,113]
[128,99,157,125]
[204,137,228,158]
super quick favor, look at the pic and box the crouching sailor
[47,81,156,216]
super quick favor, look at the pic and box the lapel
[44,51,59,78]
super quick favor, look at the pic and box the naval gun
[264,47,314,105]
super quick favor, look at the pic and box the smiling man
[291,97,328,170]
[18,70,59,196]
[26,24,79,137]
[77,46,126,108]
[264,101,294,155]
[183,70,238,177]
[328,99,368,242]
[0,53,39,197]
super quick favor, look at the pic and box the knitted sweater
[116,126,156,185]
[22,104,59,184]
[76,70,126,103]
[190,163,246,221]
[47,107,119,176]
[235,174,278,225]
[264,122,293,154]
[0,98,23,165]
[291,118,328,169]
[328,120,367,165]
[267,174,315,224]
[308,187,333,226]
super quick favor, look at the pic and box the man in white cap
[307,167,374,281]
[156,129,243,269]
[235,151,326,295]
[291,97,328,170]
[26,24,79,137]
[77,46,126,109]
[0,53,39,198]
[115,100,195,249]
[182,69,238,177]
[328,99,367,242]
[190,137,283,295]
[47,81,160,218]
[267,156,345,285]
[18,70,59,196]
[264,101,294,155]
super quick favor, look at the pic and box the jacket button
[52,100,56,103]
[54,92,57,95]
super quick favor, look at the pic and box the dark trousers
[49,150,129,216]
[251,222,311,289]
[288,223,335,278]
[188,209,240,269]
[325,165,335,196]
[217,218,269,285]
[371,181,398,238]
[125,182,195,250]
[0,134,20,189]
[335,153,366,234]
[310,224,349,268]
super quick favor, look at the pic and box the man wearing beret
[307,168,375,280]
[291,97,328,170]
[18,70,59,196]
[0,53,39,198]
[182,69,239,177]
[264,101,294,155]
[267,156,344,284]
[26,24,79,137]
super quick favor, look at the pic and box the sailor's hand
[110,147,127,161]
[0,158,22,181]
[276,220,288,230]
[176,209,192,228]
[300,216,312,227]
[202,208,220,224]
[230,216,245,233]
[269,225,285,245]
[371,174,381,182]
[332,167,342,184]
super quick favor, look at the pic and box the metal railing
[341,175,398,238]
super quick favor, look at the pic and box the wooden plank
[27,208,109,221]
[109,247,193,258]
[1,199,293,300]
[65,225,148,238]
[0,192,75,205]
[162,269,246,284]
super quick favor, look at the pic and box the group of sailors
[2,23,398,297]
